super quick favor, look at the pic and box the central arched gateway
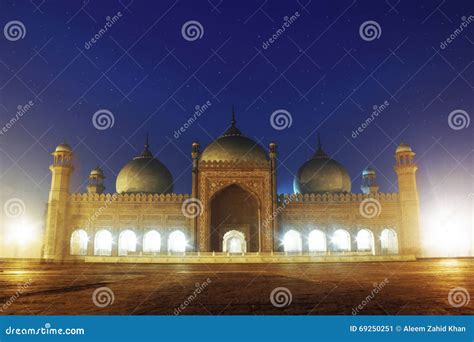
[210,184,260,252]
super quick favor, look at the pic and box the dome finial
[317,132,322,150]
[145,132,149,148]
[231,105,236,126]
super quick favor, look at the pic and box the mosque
[42,111,422,262]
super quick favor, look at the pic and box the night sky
[0,0,472,255]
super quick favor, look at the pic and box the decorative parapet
[69,193,191,203]
[278,192,399,203]
[198,160,270,169]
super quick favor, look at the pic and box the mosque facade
[42,112,422,261]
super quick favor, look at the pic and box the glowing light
[94,229,112,256]
[380,228,398,254]
[283,230,302,253]
[423,206,471,257]
[70,229,88,255]
[228,237,242,253]
[6,219,37,246]
[168,230,186,253]
[332,229,351,251]
[308,229,326,252]
[118,230,137,256]
[143,230,161,253]
[356,229,374,253]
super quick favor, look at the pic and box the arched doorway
[210,184,259,252]
[356,229,375,254]
[381,228,398,254]
[222,230,247,253]
[143,230,161,253]
[283,230,302,253]
[118,229,137,256]
[332,229,351,252]
[70,229,88,255]
[168,230,186,253]
[308,229,327,253]
[94,229,112,256]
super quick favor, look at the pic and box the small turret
[87,167,105,194]
[361,167,379,194]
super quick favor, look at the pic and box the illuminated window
[356,229,374,253]
[332,229,351,251]
[143,230,161,253]
[283,230,302,253]
[118,230,137,256]
[308,229,327,252]
[381,229,398,254]
[168,230,186,253]
[70,229,88,255]
[94,229,112,256]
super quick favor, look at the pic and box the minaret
[191,141,200,252]
[43,143,74,260]
[394,143,421,256]
[87,167,105,194]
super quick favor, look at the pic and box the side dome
[294,137,351,194]
[116,139,173,194]
[200,110,267,162]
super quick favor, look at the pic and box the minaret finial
[231,105,236,126]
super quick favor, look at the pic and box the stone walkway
[0,259,472,315]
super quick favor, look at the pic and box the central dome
[116,139,173,194]
[200,110,267,162]
[294,137,351,194]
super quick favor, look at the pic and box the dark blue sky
[0,0,472,238]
